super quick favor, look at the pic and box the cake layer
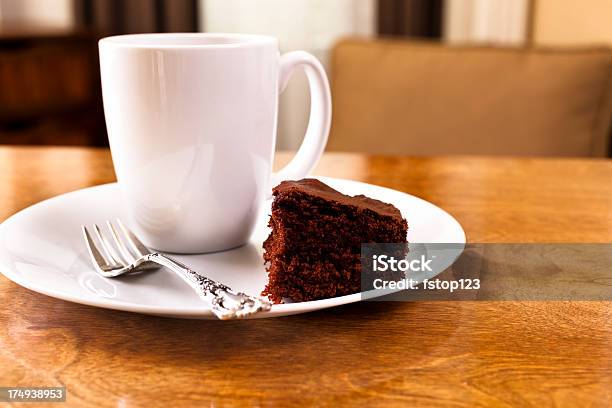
[263,179,408,303]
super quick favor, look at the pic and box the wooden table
[0,146,610,407]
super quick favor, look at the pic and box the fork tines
[82,219,151,275]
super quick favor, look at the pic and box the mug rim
[99,32,278,49]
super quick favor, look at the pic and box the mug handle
[270,51,332,189]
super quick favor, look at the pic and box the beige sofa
[329,38,612,157]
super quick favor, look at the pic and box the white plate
[0,177,465,319]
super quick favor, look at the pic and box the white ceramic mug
[99,33,331,253]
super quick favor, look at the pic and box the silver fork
[81,219,272,320]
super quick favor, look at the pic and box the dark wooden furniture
[0,25,106,146]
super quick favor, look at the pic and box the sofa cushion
[329,38,612,156]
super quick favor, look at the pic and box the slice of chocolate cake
[263,179,408,303]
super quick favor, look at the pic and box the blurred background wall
[0,0,610,154]
[444,0,529,44]
[533,0,612,46]
[201,0,376,149]
[0,0,74,29]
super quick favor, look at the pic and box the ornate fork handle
[143,253,272,320]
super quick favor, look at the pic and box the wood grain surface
[0,147,610,407]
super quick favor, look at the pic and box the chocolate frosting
[273,179,403,219]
